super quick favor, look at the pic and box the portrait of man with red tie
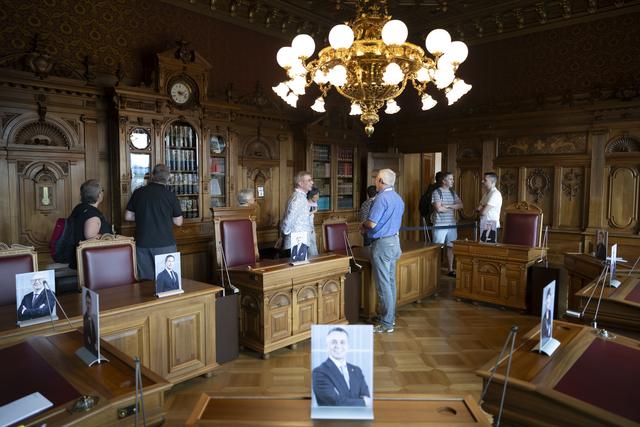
[155,253,181,294]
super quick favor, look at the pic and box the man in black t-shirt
[125,164,183,280]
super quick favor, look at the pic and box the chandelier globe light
[272,0,472,136]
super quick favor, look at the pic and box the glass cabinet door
[313,144,332,211]
[128,128,152,192]
[208,134,227,208]
[164,121,199,218]
[337,146,354,210]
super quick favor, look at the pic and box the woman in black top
[69,179,111,269]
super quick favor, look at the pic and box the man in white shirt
[476,172,503,243]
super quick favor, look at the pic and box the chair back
[77,234,137,291]
[322,218,349,253]
[0,243,38,306]
[502,201,544,247]
[213,208,259,268]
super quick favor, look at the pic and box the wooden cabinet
[351,241,441,320]
[309,142,358,212]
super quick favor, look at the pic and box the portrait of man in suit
[83,289,99,357]
[156,254,180,293]
[312,327,372,407]
[290,232,309,263]
[17,272,56,321]
[541,286,554,342]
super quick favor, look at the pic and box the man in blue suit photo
[17,272,56,321]
[156,254,180,293]
[312,327,372,407]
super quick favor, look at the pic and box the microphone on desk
[219,246,239,296]
[479,325,518,427]
[133,356,147,427]
[41,279,74,331]
[579,262,615,339]
[541,226,549,268]
[626,256,640,278]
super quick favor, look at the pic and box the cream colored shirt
[480,187,503,228]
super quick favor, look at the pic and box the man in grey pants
[125,164,183,280]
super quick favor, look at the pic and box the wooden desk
[226,254,350,358]
[1,331,170,426]
[0,279,223,384]
[453,241,545,310]
[576,275,640,332]
[477,321,640,426]
[347,241,441,320]
[166,394,491,426]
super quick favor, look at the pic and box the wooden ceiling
[162,0,640,45]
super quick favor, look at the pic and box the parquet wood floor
[165,277,539,418]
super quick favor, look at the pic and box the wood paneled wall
[391,108,640,265]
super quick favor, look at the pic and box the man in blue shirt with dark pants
[361,169,404,333]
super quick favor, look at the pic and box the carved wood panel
[558,167,586,229]
[102,322,149,367]
[318,279,341,324]
[498,168,518,207]
[457,168,481,220]
[240,293,262,343]
[607,166,640,231]
[525,167,554,226]
[167,310,205,376]
[266,292,292,343]
[397,255,420,303]
[292,284,317,334]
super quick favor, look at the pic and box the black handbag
[343,232,362,273]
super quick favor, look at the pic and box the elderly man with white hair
[360,168,404,333]
[281,171,314,254]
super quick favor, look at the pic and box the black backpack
[52,215,76,263]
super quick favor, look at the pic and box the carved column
[587,130,607,230]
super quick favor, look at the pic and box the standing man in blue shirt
[360,169,404,333]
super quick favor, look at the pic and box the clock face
[169,81,193,105]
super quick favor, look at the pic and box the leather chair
[322,219,349,253]
[213,208,259,268]
[76,234,137,291]
[0,243,38,306]
[502,201,544,247]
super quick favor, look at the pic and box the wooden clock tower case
[112,42,233,281]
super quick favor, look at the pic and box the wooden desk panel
[166,394,492,426]
[477,321,640,427]
[227,254,350,358]
[3,331,170,426]
[453,241,544,310]
[347,241,440,320]
[576,275,640,332]
[0,279,222,384]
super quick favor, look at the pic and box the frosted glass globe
[328,65,347,87]
[382,20,408,45]
[329,24,354,49]
[291,34,315,59]
[276,46,296,68]
[425,29,451,55]
[448,41,468,64]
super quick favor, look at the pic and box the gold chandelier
[272,0,471,136]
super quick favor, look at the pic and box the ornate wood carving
[13,121,70,147]
[606,135,640,152]
[561,168,583,200]
[499,170,517,199]
[607,166,639,230]
[499,133,587,156]
[526,168,551,203]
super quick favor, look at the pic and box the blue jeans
[371,235,402,328]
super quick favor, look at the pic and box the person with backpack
[431,172,463,277]
[419,171,443,225]
[65,179,112,269]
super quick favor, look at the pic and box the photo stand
[17,314,58,328]
[532,337,560,356]
[290,259,310,266]
[75,346,109,367]
[156,288,184,298]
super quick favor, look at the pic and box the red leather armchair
[322,221,349,253]
[502,202,544,247]
[0,243,38,306]
[76,234,137,291]
[213,208,259,268]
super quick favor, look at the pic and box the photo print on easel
[289,231,309,264]
[154,252,184,297]
[15,270,57,327]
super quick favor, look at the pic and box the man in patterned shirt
[432,172,463,277]
[281,171,315,254]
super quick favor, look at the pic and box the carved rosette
[561,168,583,200]
[13,121,70,147]
[606,135,640,152]
[526,169,551,203]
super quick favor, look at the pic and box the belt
[371,234,399,242]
